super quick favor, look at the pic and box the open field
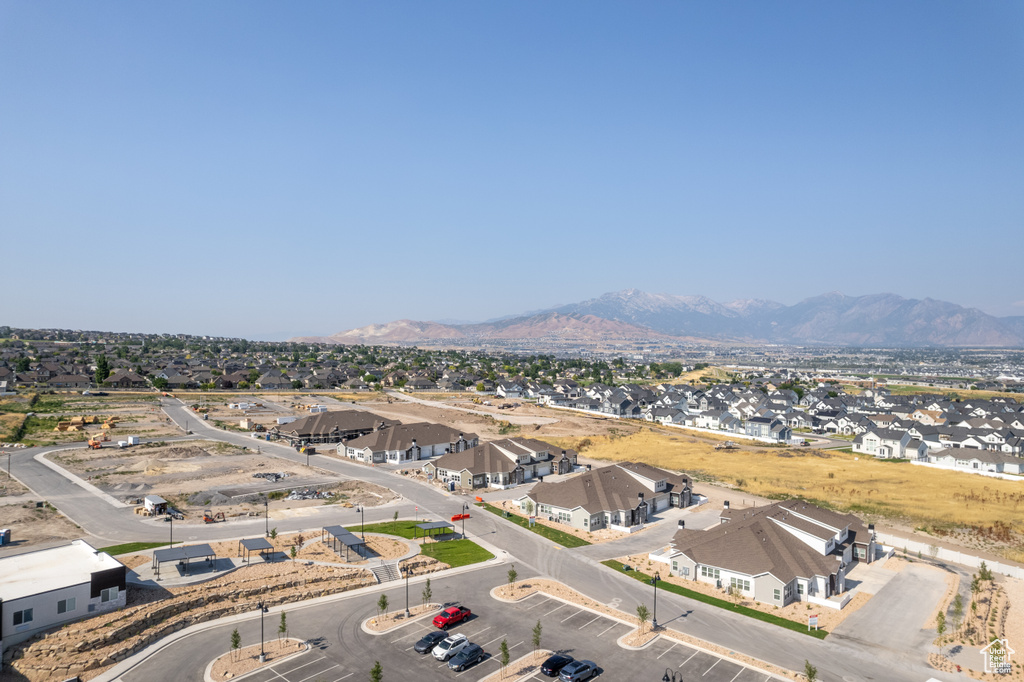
[0,392,178,445]
[550,428,1024,562]
[0,501,82,549]
[856,384,1024,403]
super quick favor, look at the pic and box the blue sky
[2,2,1022,339]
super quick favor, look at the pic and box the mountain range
[293,290,1024,347]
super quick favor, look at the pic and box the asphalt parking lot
[122,565,784,682]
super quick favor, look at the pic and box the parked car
[432,633,469,661]
[414,630,448,654]
[541,654,574,677]
[447,643,485,671]
[433,605,472,629]
[558,660,598,681]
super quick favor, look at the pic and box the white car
[432,633,469,661]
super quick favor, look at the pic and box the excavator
[203,509,225,523]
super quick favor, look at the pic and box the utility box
[127,436,141,446]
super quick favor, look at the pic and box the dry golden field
[550,428,1024,560]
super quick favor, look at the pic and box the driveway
[831,563,951,655]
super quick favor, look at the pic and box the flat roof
[323,525,365,548]
[153,543,216,564]
[0,540,123,602]
[240,538,274,552]
[416,521,454,531]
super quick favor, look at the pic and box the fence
[875,532,1024,580]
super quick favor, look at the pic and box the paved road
[6,398,966,682]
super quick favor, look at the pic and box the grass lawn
[345,520,436,539]
[419,539,494,567]
[98,541,172,556]
[601,561,828,640]
[478,502,590,548]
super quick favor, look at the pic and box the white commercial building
[0,540,126,657]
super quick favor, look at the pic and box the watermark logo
[981,638,1014,675]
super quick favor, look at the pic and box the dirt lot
[0,393,181,446]
[50,440,396,519]
[0,502,82,549]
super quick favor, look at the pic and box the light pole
[461,503,469,539]
[403,565,411,618]
[651,572,660,629]
[168,513,173,548]
[264,496,269,537]
[356,505,364,540]
[5,451,10,479]
[257,600,268,663]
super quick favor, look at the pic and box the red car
[433,606,471,629]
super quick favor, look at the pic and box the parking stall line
[523,596,551,610]
[331,674,353,682]
[469,626,494,639]
[561,609,583,623]
[578,614,602,630]
[298,664,340,682]
[596,623,618,637]
[703,659,721,676]
[728,670,744,682]
[392,627,432,642]
[681,649,699,666]
[543,603,567,617]
[482,633,508,647]
[275,656,327,677]
[656,642,678,659]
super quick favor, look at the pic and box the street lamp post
[461,503,469,539]
[651,572,661,629]
[168,513,173,548]
[264,496,269,537]
[257,600,268,663]
[403,565,411,618]
[356,505,364,540]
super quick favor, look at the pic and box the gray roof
[526,462,689,515]
[346,423,477,453]
[273,410,399,438]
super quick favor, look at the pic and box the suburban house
[103,369,148,389]
[920,448,1024,475]
[48,375,92,389]
[270,410,399,446]
[650,500,875,609]
[743,417,793,441]
[514,462,693,533]
[339,424,478,464]
[422,438,577,490]
[853,428,926,459]
[0,540,126,656]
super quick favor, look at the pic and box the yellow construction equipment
[87,439,102,450]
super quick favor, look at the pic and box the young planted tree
[952,593,964,634]
[804,660,818,682]
[499,639,510,675]
[230,628,241,662]
[936,611,947,654]
[393,510,399,534]
[369,660,383,682]
[531,619,542,654]
[421,578,432,606]
[507,564,518,595]
[290,545,297,562]
[377,593,389,621]
[636,603,650,635]
[270,527,278,540]
[278,611,287,642]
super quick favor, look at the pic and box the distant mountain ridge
[292,290,1024,347]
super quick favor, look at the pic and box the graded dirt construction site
[49,440,398,520]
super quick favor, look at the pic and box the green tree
[393,510,399,534]
[270,527,278,540]
[94,355,110,385]
[15,356,30,372]
[507,564,518,594]
[532,619,542,653]
[370,660,383,682]
[278,611,287,641]
[377,593,389,621]
[952,593,964,633]
[636,603,650,634]
[152,377,168,390]
[804,660,818,682]
[499,639,510,673]
[238,380,250,390]
[248,368,260,384]
[230,628,241,662]
[421,578,432,606]
[936,611,946,655]
[290,545,297,562]
[523,500,534,515]
[291,380,303,389]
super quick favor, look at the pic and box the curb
[203,639,309,682]
[616,629,660,650]
[35,449,129,508]
[359,603,442,636]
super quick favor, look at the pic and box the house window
[700,566,720,580]
[730,577,751,592]
[797,583,805,595]
[101,587,118,603]
[680,566,690,576]
[773,589,781,601]
[57,598,76,614]
[13,608,33,626]
[583,519,588,527]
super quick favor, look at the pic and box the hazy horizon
[3,2,1022,339]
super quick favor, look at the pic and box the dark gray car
[447,643,485,671]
